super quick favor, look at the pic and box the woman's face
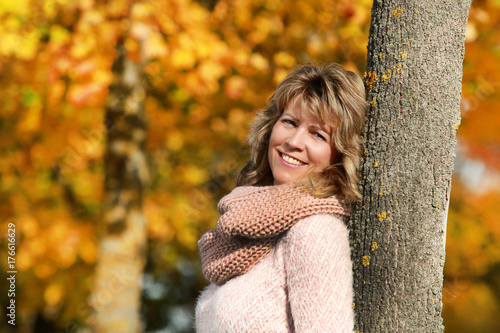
[268,96,336,185]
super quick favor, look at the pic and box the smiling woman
[195,63,368,332]
[268,95,335,185]
[237,63,368,202]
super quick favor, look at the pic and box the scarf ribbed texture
[198,183,350,285]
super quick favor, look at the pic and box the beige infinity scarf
[198,183,350,285]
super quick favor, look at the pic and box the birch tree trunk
[351,1,472,332]
[89,42,149,332]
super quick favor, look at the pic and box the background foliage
[0,0,498,332]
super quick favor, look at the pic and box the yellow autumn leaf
[157,12,178,35]
[175,225,198,251]
[47,80,66,107]
[307,36,323,56]
[184,2,207,23]
[131,1,154,19]
[66,82,103,106]
[144,200,174,240]
[0,33,21,57]
[188,104,209,123]
[16,246,35,271]
[49,220,70,242]
[0,0,30,15]
[3,15,21,29]
[54,243,77,268]
[198,61,226,84]
[106,0,129,17]
[233,48,250,66]
[28,237,47,257]
[144,31,169,59]
[70,34,97,59]
[224,76,247,100]
[177,31,194,49]
[228,108,247,127]
[92,69,113,87]
[17,106,41,133]
[170,48,196,70]
[273,67,289,85]
[15,30,39,60]
[273,51,296,68]
[166,129,184,151]
[75,0,93,10]
[130,21,152,41]
[72,170,103,200]
[195,33,227,59]
[211,118,227,133]
[44,283,65,306]
[234,1,252,27]
[339,25,361,40]
[41,0,59,18]
[125,37,140,54]
[343,61,361,74]
[465,22,478,42]
[34,262,56,279]
[249,53,269,72]
[79,238,97,264]
[296,2,315,21]
[19,215,40,238]
[248,16,272,44]
[185,71,215,95]
[82,9,105,26]
[182,165,208,186]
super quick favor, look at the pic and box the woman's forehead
[284,94,333,126]
[283,97,333,132]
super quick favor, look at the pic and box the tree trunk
[89,42,149,332]
[351,1,472,332]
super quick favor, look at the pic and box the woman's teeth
[281,153,305,166]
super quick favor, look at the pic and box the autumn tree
[88,39,149,331]
[351,1,472,332]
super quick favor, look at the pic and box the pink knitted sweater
[195,186,354,332]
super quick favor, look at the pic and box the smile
[279,152,307,166]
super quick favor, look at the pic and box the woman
[195,63,367,332]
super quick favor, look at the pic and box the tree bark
[351,1,472,332]
[89,42,149,332]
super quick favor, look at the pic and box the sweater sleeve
[283,214,354,333]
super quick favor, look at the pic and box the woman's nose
[286,129,306,150]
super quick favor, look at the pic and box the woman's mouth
[279,152,307,166]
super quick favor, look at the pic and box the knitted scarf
[198,183,350,285]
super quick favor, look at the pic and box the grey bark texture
[350,1,472,332]
[90,43,150,332]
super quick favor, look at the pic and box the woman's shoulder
[290,214,347,234]
[286,213,349,241]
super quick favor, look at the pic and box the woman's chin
[272,174,296,185]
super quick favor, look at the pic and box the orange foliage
[0,0,498,331]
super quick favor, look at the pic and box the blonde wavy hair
[236,63,368,204]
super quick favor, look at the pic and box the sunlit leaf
[44,283,65,306]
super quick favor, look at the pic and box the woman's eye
[283,119,296,126]
[314,132,327,141]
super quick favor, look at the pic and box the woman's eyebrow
[281,112,299,121]
[310,123,331,134]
